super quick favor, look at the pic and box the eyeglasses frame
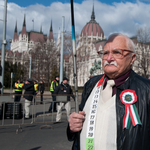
[99,49,134,59]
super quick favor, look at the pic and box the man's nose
[106,52,115,61]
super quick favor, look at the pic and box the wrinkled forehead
[104,35,128,50]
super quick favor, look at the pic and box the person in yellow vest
[49,76,59,112]
[14,79,24,102]
[34,80,39,103]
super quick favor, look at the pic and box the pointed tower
[49,20,53,40]
[22,14,27,35]
[13,21,18,41]
[91,5,95,21]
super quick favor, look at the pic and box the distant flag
[32,19,34,31]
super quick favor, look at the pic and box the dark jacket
[23,81,34,101]
[0,82,2,89]
[54,82,74,101]
[53,81,58,91]
[39,83,45,94]
[67,70,150,150]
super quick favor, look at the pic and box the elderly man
[67,33,150,150]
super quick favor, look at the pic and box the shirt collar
[104,69,131,88]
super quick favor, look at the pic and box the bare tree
[30,40,59,87]
[136,27,150,78]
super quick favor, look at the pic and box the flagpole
[32,19,34,31]
[70,1,80,148]
[70,0,79,113]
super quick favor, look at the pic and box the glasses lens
[100,50,108,59]
[100,49,123,59]
[112,49,123,58]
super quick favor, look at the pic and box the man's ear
[130,53,136,65]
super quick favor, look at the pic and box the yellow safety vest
[50,80,58,91]
[15,83,23,92]
[34,84,38,91]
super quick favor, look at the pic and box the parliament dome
[81,6,104,38]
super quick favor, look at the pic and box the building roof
[81,5,104,37]
[28,31,47,42]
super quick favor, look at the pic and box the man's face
[56,77,59,81]
[17,80,20,83]
[102,35,136,79]
[63,80,68,84]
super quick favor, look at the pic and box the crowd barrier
[0,93,81,134]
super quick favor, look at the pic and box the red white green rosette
[120,89,142,129]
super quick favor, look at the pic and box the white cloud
[0,0,150,43]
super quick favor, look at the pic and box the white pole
[0,0,7,94]
[10,72,13,94]
[59,16,65,84]
[29,56,32,78]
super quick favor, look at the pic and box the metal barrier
[0,93,81,133]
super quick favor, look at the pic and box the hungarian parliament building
[1,6,150,87]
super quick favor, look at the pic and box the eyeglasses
[99,49,134,59]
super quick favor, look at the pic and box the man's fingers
[69,112,85,132]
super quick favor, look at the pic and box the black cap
[63,77,69,81]
[27,78,32,82]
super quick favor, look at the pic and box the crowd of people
[14,78,45,119]
[13,76,74,121]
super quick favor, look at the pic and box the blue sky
[0,0,150,44]
[7,0,140,7]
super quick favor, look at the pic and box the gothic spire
[91,4,95,20]
[50,20,53,32]
[23,14,26,27]
[22,14,27,35]
[14,21,17,32]
[49,20,53,40]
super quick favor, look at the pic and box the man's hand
[68,111,85,132]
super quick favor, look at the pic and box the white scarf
[80,78,117,150]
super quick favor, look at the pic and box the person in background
[34,80,39,104]
[39,80,45,104]
[23,78,34,119]
[14,79,24,102]
[49,76,59,112]
[54,77,74,123]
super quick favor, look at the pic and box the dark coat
[0,82,2,89]
[23,81,34,101]
[39,83,45,94]
[53,80,58,91]
[54,82,74,101]
[67,70,150,150]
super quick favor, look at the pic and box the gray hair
[103,33,135,53]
